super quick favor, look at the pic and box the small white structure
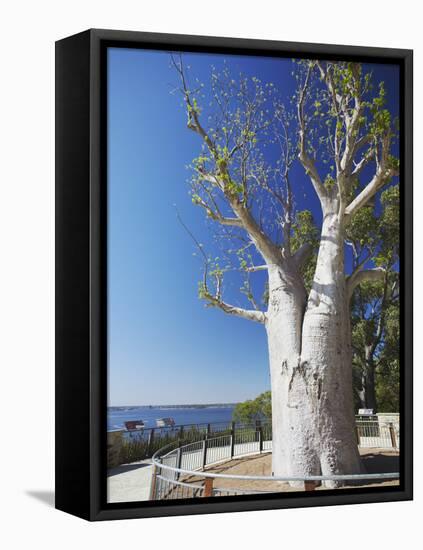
[358,408,374,416]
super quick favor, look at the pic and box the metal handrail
[152,436,399,483]
[109,415,398,432]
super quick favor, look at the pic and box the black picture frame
[55,28,413,521]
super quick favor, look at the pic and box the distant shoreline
[108,403,238,410]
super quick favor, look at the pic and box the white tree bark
[265,264,308,482]
[266,204,362,487]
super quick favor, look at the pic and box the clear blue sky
[107,47,399,406]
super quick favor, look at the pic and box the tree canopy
[173,56,400,413]
[232,391,272,424]
[172,57,399,320]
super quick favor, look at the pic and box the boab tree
[173,58,399,486]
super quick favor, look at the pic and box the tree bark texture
[266,208,362,487]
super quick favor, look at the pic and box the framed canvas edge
[56,28,413,522]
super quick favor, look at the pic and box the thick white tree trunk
[266,265,309,482]
[266,209,362,487]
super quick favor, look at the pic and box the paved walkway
[107,459,153,503]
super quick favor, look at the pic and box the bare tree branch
[297,63,328,204]
[351,147,375,176]
[174,57,284,267]
[192,192,243,227]
[201,290,266,323]
[345,166,399,219]
[347,267,386,298]
[340,64,365,173]
[175,201,266,323]
[369,273,389,356]
[229,198,283,264]
[244,264,268,272]
[292,242,314,269]
[316,61,346,175]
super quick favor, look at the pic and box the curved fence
[150,431,400,500]
[109,416,398,468]
[114,420,270,466]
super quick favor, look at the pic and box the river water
[108,405,235,431]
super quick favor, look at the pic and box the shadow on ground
[356,452,400,486]
[194,449,400,492]
[107,462,151,478]
[26,490,55,507]
[362,452,399,473]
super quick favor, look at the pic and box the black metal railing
[110,417,399,467]
[114,420,268,465]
